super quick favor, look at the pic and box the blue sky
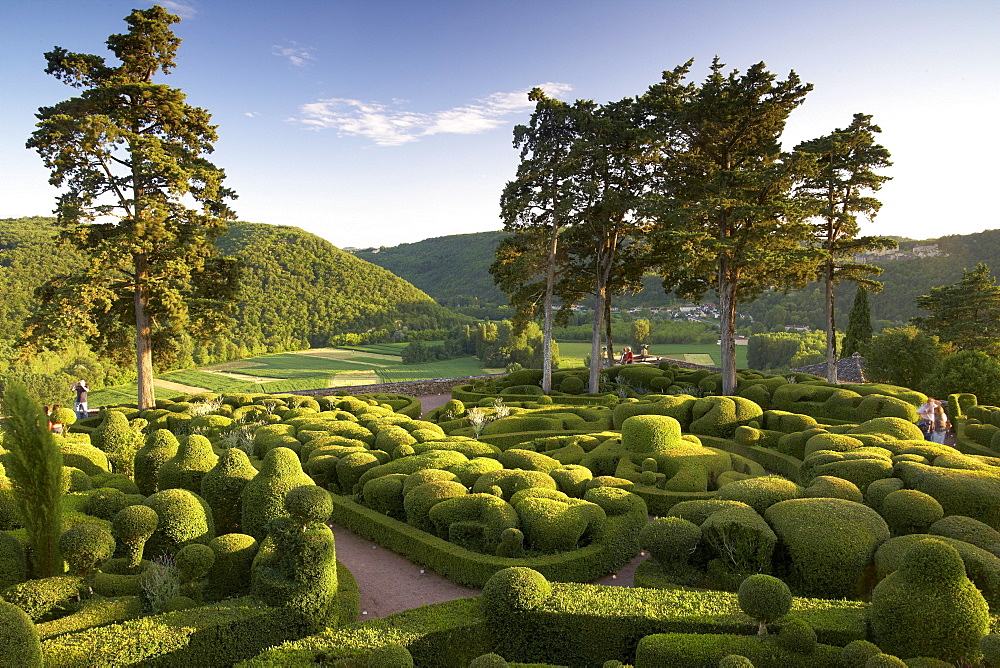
[3,0,998,249]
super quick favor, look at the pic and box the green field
[88,346,496,405]
[555,341,747,369]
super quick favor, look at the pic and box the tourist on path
[72,379,89,421]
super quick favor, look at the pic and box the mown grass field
[555,341,747,368]
[88,345,496,406]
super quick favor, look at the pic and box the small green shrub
[366,642,414,667]
[205,533,258,602]
[157,434,219,495]
[59,524,115,576]
[175,543,215,584]
[639,517,701,567]
[777,616,816,654]
[716,476,802,515]
[200,448,257,535]
[112,504,158,569]
[480,567,551,620]
[84,487,127,521]
[0,600,42,667]
[143,488,216,556]
[737,573,792,635]
[241,447,313,540]
[869,539,989,662]
[284,485,333,526]
[1,575,83,621]
[880,489,943,535]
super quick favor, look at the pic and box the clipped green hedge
[635,632,842,667]
[328,492,644,587]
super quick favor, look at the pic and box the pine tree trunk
[134,253,156,411]
[824,257,838,383]
[718,258,738,396]
[588,282,605,394]
[605,299,614,366]
[541,226,558,394]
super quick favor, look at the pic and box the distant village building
[912,244,943,257]
[785,325,811,332]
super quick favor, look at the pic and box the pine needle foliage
[1,382,64,578]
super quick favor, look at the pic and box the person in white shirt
[917,397,939,441]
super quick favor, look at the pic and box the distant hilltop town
[854,243,945,262]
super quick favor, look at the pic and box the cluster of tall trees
[495,59,893,395]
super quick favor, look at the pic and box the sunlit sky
[3,1,998,249]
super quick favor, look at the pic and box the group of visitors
[918,396,952,444]
[40,380,89,434]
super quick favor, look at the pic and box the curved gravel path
[331,392,649,619]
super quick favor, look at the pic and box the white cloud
[272,42,316,68]
[155,1,197,18]
[244,111,259,118]
[291,82,573,146]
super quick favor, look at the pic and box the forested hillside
[0,217,464,369]
[355,231,509,310]
[358,226,1000,330]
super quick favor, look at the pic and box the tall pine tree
[913,263,1000,358]
[26,6,239,410]
[842,286,873,356]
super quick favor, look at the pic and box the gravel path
[332,391,650,619]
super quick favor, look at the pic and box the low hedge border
[39,560,359,666]
[635,632,842,667]
[241,597,490,667]
[698,436,804,484]
[452,385,610,407]
[40,597,314,666]
[484,582,866,664]
[328,493,643,587]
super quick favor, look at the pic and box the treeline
[1,217,468,400]
[552,319,716,345]
[746,331,834,372]
[402,321,554,370]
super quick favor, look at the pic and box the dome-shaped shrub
[143,488,215,555]
[560,375,585,395]
[777,616,816,654]
[737,573,791,636]
[870,539,989,661]
[59,441,111,476]
[404,480,467,533]
[200,448,257,535]
[689,396,763,439]
[469,653,508,667]
[620,415,683,454]
[157,434,219,494]
[480,567,551,620]
[718,657,754,668]
[717,475,802,515]
[175,543,215,583]
[841,640,881,667]
[284,485,332,526]
[864,477,905,513]
[930,515,1000,555]
[495,528,525,558]
[205,533,258,601]
[0,601,41,666]
[764,497,889,599]
[802,475,863,503]
[366,643,413,667]
[241,447,312,540]
[112,504,158,569]
[0,532,27,591]
[881,489,944,535]
[865,655,906,668]
[91,411,142,476]
[84,487,128,521]
[59,525,115,576]
[640,517,701,567]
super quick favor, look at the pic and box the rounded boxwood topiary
[864,477,905,514]
[716,475,802,515]
[205,533,258,602]
[175,543,215,583]
[841,640,881,668]
[241,447,313,540]
[469,653,508,667]
[404,480,468,533]
[880,488,944,535]
[777,616,816,654]
[60,524,116,576]
[495,528,524,558]
[737,573,792,636]
[366,643,413,667]
[718,656,754,668]
[870,539,989,662]
[480,567,551,620]
[143,488,216,556]
[0,600,41,666]
[84,487,128,521]
[157,434,219,494]
[112,504,158,569]
[560,376,585,395]
[0,532,27,591]
[764,497,889,599]
[865,656,906,668]
[801,475,863,503]
[640,517,701,567]
[200,447,257,535]
[1,576,84,621]
[620,415,684,454]
[284,485,332,526]
[91,411,141,477]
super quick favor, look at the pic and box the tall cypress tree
[842,286,873,357]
